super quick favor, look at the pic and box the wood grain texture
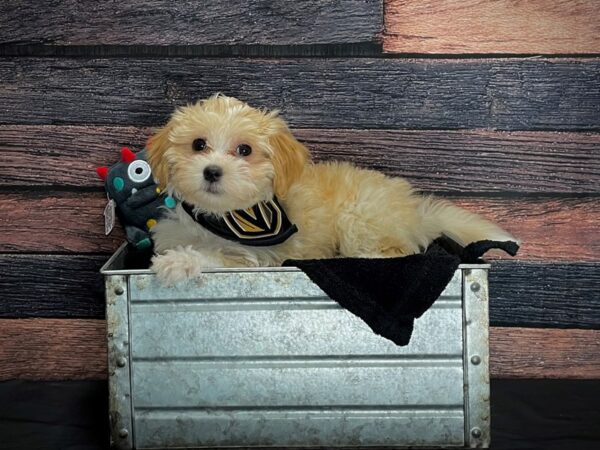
[490,327,600,379]
[1,320,597,380]
[384,0,600,54]
[0,42,383,58]
[0,58,598,130]
[0,192,125,253]
[2,125,599,194]
[0,1,382,46]
[1,254,599,330]
[1,192,597,262]
[0,319,107,380]
[490,262,600,330]
[0,255,106,318]
[452,197,600,263]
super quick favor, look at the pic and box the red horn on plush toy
[96,166,109,180]
[121,147,136,162]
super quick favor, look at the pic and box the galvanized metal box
[101,243,491,449]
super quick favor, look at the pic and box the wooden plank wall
[0,0,599,382]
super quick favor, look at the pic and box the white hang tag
[104,199,116,235]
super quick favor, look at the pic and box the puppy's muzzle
[203,165,223,183]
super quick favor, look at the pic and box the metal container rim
[100,242,491,276]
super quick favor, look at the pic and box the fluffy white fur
[148,94,516,284]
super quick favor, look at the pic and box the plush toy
[96,147,177,249]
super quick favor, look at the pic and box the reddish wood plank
[0,192,124,253]
[490,327,600,379]
[0,192,597,262]
[0,319,106,380]
[0,125,151,187]
[2,320,597,380]
[451,197,600,263]
[2,126,599,194]
[384,0,600,54]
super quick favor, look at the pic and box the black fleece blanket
[283,237,519,346]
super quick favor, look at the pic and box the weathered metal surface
[105,275,133,450]
[129,269,463,299]
[130,302,463,358]
[463,269,491,448]
[133,362,464,407]
[135,409,465,448]
[103,244,491,448]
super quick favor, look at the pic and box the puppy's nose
[203,165,223,182]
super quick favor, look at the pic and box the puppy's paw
[151,246,208,285]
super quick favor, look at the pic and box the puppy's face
[147,95,309,214]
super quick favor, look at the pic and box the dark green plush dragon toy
[96,147,177,250]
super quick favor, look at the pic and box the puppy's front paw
[151,246,206,285]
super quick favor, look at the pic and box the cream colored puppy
[148,94,515,284]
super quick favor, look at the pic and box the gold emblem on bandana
[223,199,283,239]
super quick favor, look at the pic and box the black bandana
[182,197,298,246]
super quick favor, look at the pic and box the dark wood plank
[0,255,106,318]
[490,261,600,329]
[490,327,600,379]
[0,1,382,46]
[1,254,599,330]
[1,192,597,262]
[2,320,598,379]
[384,0,600,54]
[2,126,599,194]
[0,58,598,130]
[0,43,383,58]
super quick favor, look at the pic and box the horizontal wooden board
[452,197,599,263]
[0,58,598,130]
[0,193,125,253]
[490,262,600,329]
[2,125,599,194]
[1,320,598,380]
[490,327,600,379]
[0,254,106,318]
[0,43,383,58]
[1,192,597,262]
[384,0,600,54]
[0,319,107,380]
[0,1,382,46]
[0,254,598,330]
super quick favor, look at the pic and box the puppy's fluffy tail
[419,196,517,246]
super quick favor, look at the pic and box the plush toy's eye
[236,144,252,156]
[192,138,207,152]
[127,160,151,183]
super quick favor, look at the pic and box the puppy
[148,94,516,284]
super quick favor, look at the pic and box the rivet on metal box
[101,242,492,449]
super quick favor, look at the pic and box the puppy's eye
[236,144,252,157]
[192,138,206,152]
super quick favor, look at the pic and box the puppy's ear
[146,121,173,188]
[268,122,310,199]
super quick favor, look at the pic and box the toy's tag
[104,199,116,235]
